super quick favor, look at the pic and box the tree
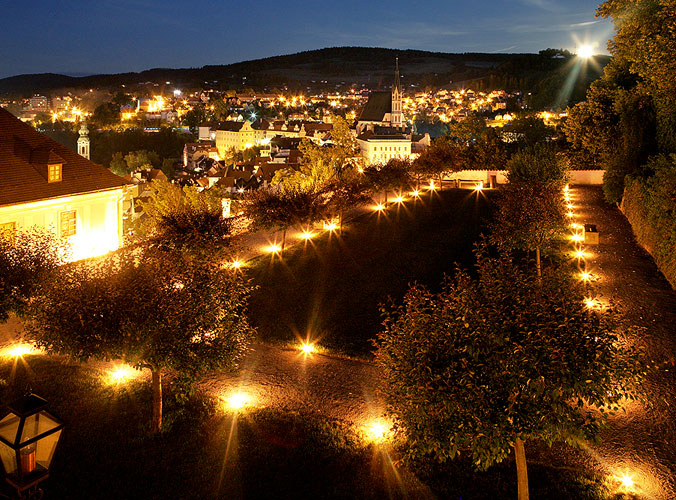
[363,158,412,203]
[321,178,371,232]
[490,146,567,277]
[125,150,161,172]
[109,152,129,176]
[91,102,121,127]
[26,250,253,432]
[26,248,255,433]
[447,117,506,170]
[241,188,326,250]
[375,249,644,500]
[272,116,359,193]
[0,228,67,322]
[412,136,463,189]
[161,158,176,180]
[134,179,232,253]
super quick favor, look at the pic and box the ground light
[299,343,315,355]
[107,365,136,385]
[374,203,386,212]
[620,474,634,490]
[580,271,592,281]
[366,422,388,442]
[265,243,281,254]
[426,181,437,191]
[230,260,243,270]
[226,392,250,410]
[1,344,34,358]
[574,249,586,260]
[393,195,405,204]
[0,394,65,500]
[300,230,315,240]
[323,220,339,232]
[474,182,483,192]
[410,190,420,197]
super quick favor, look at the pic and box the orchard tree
[376,249,645,500]
[26,248,255,433]
[363,158,412,203]
[412,136,463,189]
[491,146,567,277]
[241,188,326,251]
[321,178,371,232]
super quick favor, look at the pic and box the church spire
[394,56,401,94]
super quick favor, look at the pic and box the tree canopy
[26,248,255,432]
[376,249,645,499]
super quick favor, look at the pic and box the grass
[0,355,617,500]
[246,189,496,356]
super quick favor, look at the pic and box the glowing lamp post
[0,394,64,499]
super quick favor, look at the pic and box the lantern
[0,394,64,498]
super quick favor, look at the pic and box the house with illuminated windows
[0,108,129,260]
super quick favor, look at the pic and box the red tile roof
[0,108,128,207]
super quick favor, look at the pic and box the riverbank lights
[0,394,64,499]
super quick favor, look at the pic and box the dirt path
[564,186,676,500]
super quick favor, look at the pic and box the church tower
[391,57,403,128]
[77,122,90,160]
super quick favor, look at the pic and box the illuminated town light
[226,392,250,410]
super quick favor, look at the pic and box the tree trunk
[340,209,344,234]
[282,228,287,254]
[384,191,388,204]
[514,438,529,500]
[535,246,541,278]
[439,173,443,191]
[151,369,162,433]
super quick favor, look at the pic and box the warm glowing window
[48,163,62,182]
[59,210,77,238]
[0,221,16,244]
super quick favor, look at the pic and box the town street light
[0,394,65,500]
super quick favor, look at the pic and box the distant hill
[0,47,610,107]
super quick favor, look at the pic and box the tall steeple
[391,57,403,128]
[77,121,90,160]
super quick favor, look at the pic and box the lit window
[48,163,62,183]
[59,210,77,238]
[0,221,16,244]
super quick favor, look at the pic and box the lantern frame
[0,394,64,498]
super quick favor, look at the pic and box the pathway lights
[474,182,484,192]
[410,190,421,198]
[230,260,243,270]
[426,181,437,191]
[393,195,405,204]
[299,343,315,355]
[373,203,386,212]
[265,243,281,254]
[366,422,387,442]
[107,365,135,385]
[226,393,250,410]
[1,345,34,358]
[300,230,315,240]
[620,474,634,490]
[0,394,64,500]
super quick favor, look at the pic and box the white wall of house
[0,188,126,261]
[357,138,412,164]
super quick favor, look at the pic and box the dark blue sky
[0,0,613,79]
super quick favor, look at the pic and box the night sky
[1,0,613,79]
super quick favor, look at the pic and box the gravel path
[201,344,384,428]
[564,186,676,500]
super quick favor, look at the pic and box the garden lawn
[247,189,496,356]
